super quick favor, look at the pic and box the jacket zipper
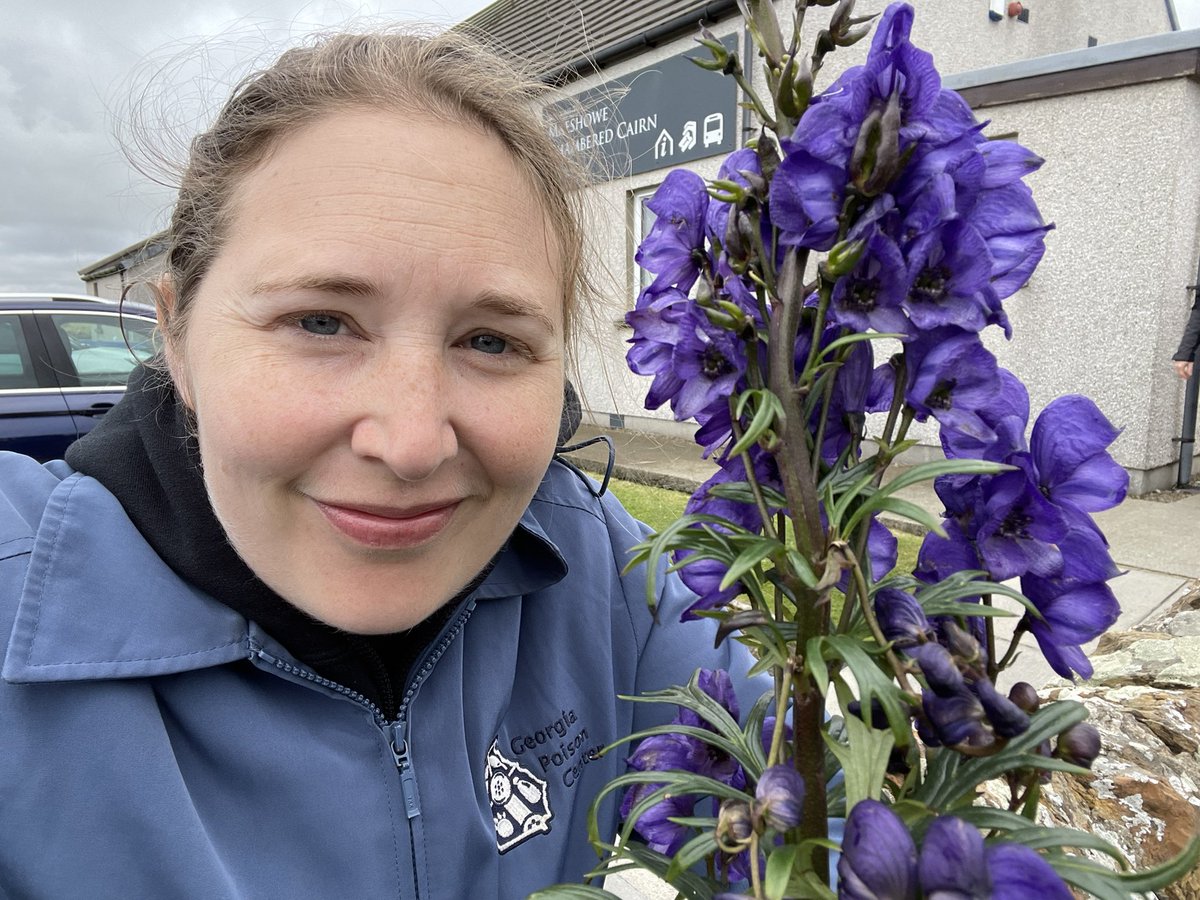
[249,598,478,896]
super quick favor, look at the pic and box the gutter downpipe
[541,1,740,84]
[1177,269,1200,487]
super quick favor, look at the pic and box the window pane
[49,314,159,387]
[0,317,37,389]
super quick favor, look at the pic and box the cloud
[0,0,488,292]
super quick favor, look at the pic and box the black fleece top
[65,366,477,719]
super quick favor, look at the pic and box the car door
[0,312,79,461]
[33,310,160,439]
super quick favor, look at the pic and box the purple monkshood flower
[875,588,933,647]
[670,306,749,421]
[973,460,1067,582]
[769,146,845,251]
[618,785,696,856]
[635,169,710,295]
[919,817,1074,900]
[1030,395,1128,514]
[707,148,767,249]
[622,669,746,855]
[902,220,993,332]
[841,799,1073,899]
[838,799,918,900]
[915,519,983,589]
[754,765,805,832]
[626,288,691,411]
[674,452,781,618]
[830,228,912,335]
[1020,572,1120,680]
[964,180,1052,301]
[940,368,1029,463]
[905,327,1002,443]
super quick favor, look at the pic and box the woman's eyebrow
[471,291,558,336]
[249,274,382,297]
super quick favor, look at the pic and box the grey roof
[457,0,739,82]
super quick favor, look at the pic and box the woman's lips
[313,499,460,549]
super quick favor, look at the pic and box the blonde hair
[161,30,589,347]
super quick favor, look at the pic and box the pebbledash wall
[516,0,1200,495]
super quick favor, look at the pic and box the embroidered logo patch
[486,740,553,853]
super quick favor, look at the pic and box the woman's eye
[469,334,508,355]
[298,313,344,336]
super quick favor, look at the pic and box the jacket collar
[3,469,569,685]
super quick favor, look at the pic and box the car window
[47,313,160,388]
[0,316,38,390]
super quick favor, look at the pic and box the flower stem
[749,833,764,898]
[769,662,794,767]
[997,622,1028,672]
[852,555,914,692]
[792,666,828,884]
[982,593,999,682]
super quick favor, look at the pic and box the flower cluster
[547,2,1187,898]
[621,669,797,881]
[840,800,1073,899]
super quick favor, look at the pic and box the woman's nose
[348,355,459,482]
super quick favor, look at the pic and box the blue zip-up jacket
[0,452,759,899]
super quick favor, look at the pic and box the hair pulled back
[163,30,587,345]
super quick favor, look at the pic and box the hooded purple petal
[917,815,991,897]
[1031,395,1127,513]
[637,169,710,294]
[986,844,1073,900]
[838,799,918,900]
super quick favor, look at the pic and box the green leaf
[663,830,719,882]
[819,331,906,357]
[730,389,785,457]
[881,458,1010,494]
[528,886,624,899]
[846,495,945,537]
[1047,859,1135,900]
[915,702,1090,809]
[765,845,801,900]
[814,634,912,744]
[823,713,894,806]
[1003,826,1130,868]
[719,536,784,591]
[1117,831,1200,892]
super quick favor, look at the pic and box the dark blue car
[0,294,160,462]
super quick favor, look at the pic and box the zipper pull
[390,721,421,819]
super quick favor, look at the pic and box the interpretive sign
[548,35,740,180]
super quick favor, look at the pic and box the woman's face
[172,110,566,633]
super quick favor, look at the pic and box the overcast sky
[0,1,494,294]
[3,2,1200,295]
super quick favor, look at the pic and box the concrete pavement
[564,423,1197,691]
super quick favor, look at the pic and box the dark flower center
[926,379,956,410]
[910,265,950,303]
[999,506,1034,540]
[844,279,880,312]
[702,345,733,379]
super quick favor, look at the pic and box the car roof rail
[0,292,118,304]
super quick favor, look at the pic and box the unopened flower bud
[822,238,866,278]
[716,799,754,852]
[911,643,963,697]
[942,621,982,667]
[1007,682,1040,714]
[1056,723,1101,769]
[971,677,1029,739]
[753,765,806,832]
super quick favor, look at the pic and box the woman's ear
[153,277,194,410]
